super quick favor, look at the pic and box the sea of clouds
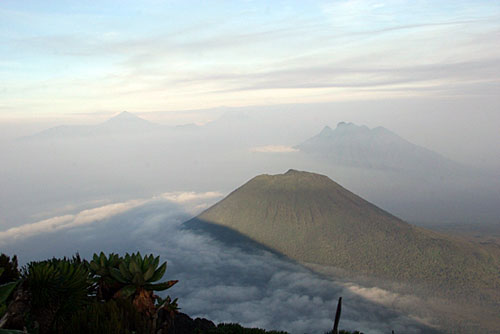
[1,193,438,334]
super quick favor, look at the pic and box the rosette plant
[22,256,92,333]
[88,252,122,300]
[90,252,177,316]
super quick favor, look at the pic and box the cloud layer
[1,1,499,116]
[0,191,221,245]
[1,197,438,334]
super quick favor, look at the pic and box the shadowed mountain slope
[197,170,500,297]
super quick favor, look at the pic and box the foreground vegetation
[0,253,360,334]
[0,252,177,334]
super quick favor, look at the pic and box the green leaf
[0,268,4,277]
[132,272,144,286]
[143,265,155,282]
[142,254,151,271]
[129,259,141,275]
[0,281,18,304]
[144,280,178,291]
[150,262,166,282]
[110,268,127,284]
[152,256,160,269]
[89,261,100,272]
[119,262,133,281]
[0,329,28,334]
[115,285,136,299]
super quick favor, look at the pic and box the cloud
[0,199,146,245]
[1,199,439,334]
[346,284,420,308]
[0,191,221,245]
[196,58,500,95]
[3,1,500,116]
[158,191,222,204]
[250,145,299,153]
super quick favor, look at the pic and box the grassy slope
[198,170,500,300]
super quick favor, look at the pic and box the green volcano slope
[197,170,500,298]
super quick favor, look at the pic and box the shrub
[0,254,20,285]
[62,299,152,334]
[208,323,288,334]
[90,252,178,316]
[21,255,93,333]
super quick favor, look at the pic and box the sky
[1,0,500,119]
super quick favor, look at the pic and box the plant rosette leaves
[0,281,19,305]
[145,280,178,291]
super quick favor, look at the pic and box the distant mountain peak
[107,111,146,122]
[318,122,372,136]
[337,121,360,128]
[323,125,333,131]
[284,168,303,175]
[297,123,461,173]
[336,122,370,132]
[318,126,333,136]
[309,122,403,142]
[102,111,155,129]
[117,111,134,117]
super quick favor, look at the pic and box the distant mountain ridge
[19,112,195,140]
[297,122,465,175]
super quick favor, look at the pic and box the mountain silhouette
[102,111,156,129]
[20,111,161,140]
[297,122,465,176]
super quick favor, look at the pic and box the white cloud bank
[0,191,222,246]
[250,145,299,153]
[345,284,439,329]
[158,191,222,204]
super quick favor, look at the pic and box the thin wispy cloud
[1,1,499,117]
[0,200,145,245]
[158,191,223,206]
[250,145,299,153]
